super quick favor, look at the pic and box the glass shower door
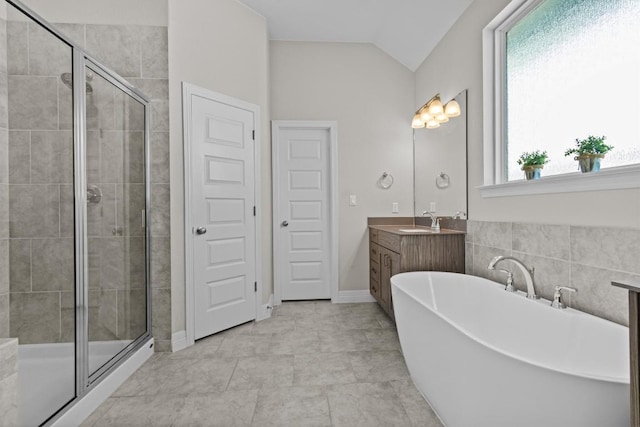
[84,63,148,377]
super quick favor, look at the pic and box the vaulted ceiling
[236,0,474,71]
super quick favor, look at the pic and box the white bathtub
[391,271,630,427]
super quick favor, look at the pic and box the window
[482,0,640,196]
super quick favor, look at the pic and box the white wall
[270,41,415,292]
[168,0,271,332]
[415,0,640,228]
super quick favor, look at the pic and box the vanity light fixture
[411,93,460,129]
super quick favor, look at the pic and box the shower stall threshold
[35,337,154,427]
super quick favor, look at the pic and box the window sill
[478,164,640,198]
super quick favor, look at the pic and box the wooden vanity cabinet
[369,226,465,318]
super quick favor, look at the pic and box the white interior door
[190,92,257,340]
[274,124,334,300]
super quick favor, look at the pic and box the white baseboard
[171,330,188,353]
[332,290,376,303]
[52,337,154,427]
[257,294,273,321]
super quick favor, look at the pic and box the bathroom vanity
[368,220,465,318]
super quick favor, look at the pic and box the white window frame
[480,0,640,198]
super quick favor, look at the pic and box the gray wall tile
[152,288,171,340]
[7,21,27,75]
[28,22,78,76]
[0,18,7,75]
[465,242,473,275]
[0,338,17,379]
[151,184,170,236]
[31,238,75,291]
[151,132,169,183]
[59,184,74,237]
[59,291,75,343]
[99,237,127,290]
[513,222,570,261]
[151,100,169,131]
[472,244,512,284]
[30,131,73,184]
[117,288,146,340]
[8,131,29,184]
[124,132,145,183]
[8,75,58,130]
[101,131,124,183]
[0,185,7,237]
[0,374,20,426]
[86,25,141,78]
[9,184,60,238]
[0,240,9,295]
[571,226,640,274]
[140,27,168,78]
[117,184,145,237]
[474,221,511,250]
[0,130,8,184]
[10,292,60,343]
[129,79,168,101]
[0,294,8,337]
[570,263,636,326]
[9,239,30,292]
[511,251,571,300]
[0,73,8,128]
[151,237,170,289]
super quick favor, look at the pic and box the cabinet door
[379,248,392,313]
[370,243,381,301]
[387,250,400,317]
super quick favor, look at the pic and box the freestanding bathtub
[391,271,630,427]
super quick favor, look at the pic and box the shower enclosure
[1,1,152,425]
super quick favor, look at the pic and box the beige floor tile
[363,328,401,350]
[215,333,273,357]
[173,390,259,427]
[326,382,412,427]
[274,301,317,317]
[390,379,444,427]
[319,329,373,352]
[348,350,409,382]
[294,352,356,386]
[91,395,185,427]
[251,315,296,335]
[251,386,331,427]
[227,354,294,390]
[269,330,321,355]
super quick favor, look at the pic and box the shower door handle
[196,227,207,235]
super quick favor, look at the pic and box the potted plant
[517,150,549,180]
[564,135,613,173]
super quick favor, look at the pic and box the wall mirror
[413,89,468,218]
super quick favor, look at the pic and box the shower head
[60,72,94,94]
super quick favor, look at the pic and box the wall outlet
[349,195,357,206]
[392,202,399,213]
[429,201,437,212]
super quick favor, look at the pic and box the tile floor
[82,301,443,427]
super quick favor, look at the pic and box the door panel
[191,95,256,340]
[277,128,331,300]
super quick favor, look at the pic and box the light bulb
[426,119,440,129]
[428,97,444,116]
[435,113,449,123]
[419,110,432,123]
[411,113,425,128]
[444,100,461,117]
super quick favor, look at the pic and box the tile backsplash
[466,220,640,325]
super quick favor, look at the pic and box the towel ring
[435,172,450,189]
[378,172,394,189]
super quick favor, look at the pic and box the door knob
[196,227,207,235]
[281,220,289,227]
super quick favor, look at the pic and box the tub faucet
[421,211,440,231]
[487,256,538,299]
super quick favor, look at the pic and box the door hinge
[252,130,255,140]
[254,282,257,292]
[253,206,256,216]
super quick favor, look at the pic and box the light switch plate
[349,195,357,206]
[392,202,399,213]
[429,202,437,212]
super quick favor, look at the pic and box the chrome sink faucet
[487,255,538,299]
[421,211,440,231]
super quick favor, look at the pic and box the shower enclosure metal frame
[5,0,153,424]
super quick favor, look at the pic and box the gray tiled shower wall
[466,220,640,326]
[1,17,171,350]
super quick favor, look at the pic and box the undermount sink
[398,228,438,233]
